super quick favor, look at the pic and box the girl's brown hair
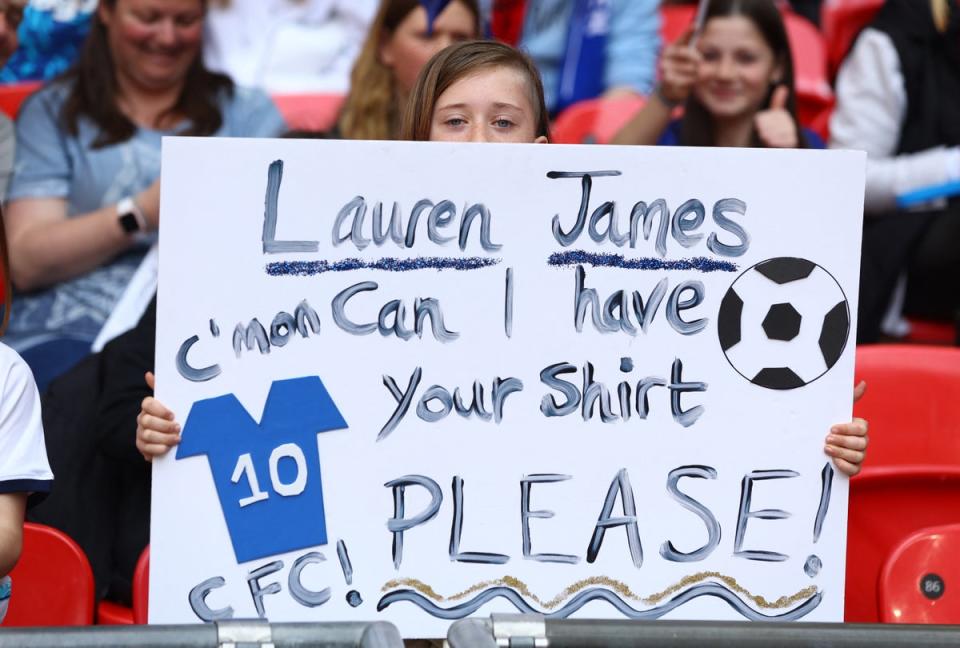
[401,40,550,142]
[60,0,233,149]
[338,0,480,140]
[680,0,808,148]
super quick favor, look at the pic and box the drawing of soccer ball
[717,257,850,390]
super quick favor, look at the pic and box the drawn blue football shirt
[177,376,347,563]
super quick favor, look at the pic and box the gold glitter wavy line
[381,573,817,611]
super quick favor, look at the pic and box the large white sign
[152,138,865,636]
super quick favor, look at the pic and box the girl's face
[429,66,547,143]
[380,1,477,100]
[692,15,783,121]
[100,0,204,93]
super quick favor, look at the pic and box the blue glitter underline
[266,256,501,276]
[548,251,738,273]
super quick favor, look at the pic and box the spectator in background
[0,24,50,619]
[486,0,660,115]
[203,0,378,94]
[830,0,960,342]
[0,207,53,625]
[0,0,94,83]
[0,0,26,198]
[3,0,286,390]
[337,0,480,140]
[612,0,819,149]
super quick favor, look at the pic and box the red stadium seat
[95,599,132,625]
[845,345,960,623]
[822,0,884,79]
[0,81,41,120]
[902,318,957,346]
[551,95,647,145]
[95,546,149,624]
[659,4,697,45]
[4,522,95,626]
[133,546,149,625]
[782,10,834,141]
[271,93,345,134]
[878,523,960,623]
[851,345,960,468]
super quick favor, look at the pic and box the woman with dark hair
[612,0,820,149]
[337,0,479,140]
[3,0,286,388]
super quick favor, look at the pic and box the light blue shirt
[5,82,286,354]
[516,0,660,113]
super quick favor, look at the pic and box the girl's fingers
[831,418,869,438]
[826,432,868,451]
[141,396,175,420]
[831,456,862,477]
[825,443,865,465]
[139,427,181,446]
[145,371,156,391]
[137,414,180,435]
[138,443,175,461]
[853,380,867,402]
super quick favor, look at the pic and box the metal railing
[446,614,960,648]
[0,619,403,648]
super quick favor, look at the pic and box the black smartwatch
[117,196,146,234]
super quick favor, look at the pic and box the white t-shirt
[0,342,52,494]
[203,0,379,94]
[0,342,50,624]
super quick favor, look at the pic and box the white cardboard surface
[151,138,865,636]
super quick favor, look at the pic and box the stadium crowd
[0,0,955,632]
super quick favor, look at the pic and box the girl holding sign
[611,0,822,149]
[137,40,867,477]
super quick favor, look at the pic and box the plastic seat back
[4,522,95,626]
[133,546,150,624]
[845,345,960,622]
[659,4,696,45]
[822,0,884,78]
[852,345,960,467]
[0,81,42,120]
[783,10,834,140]
[551,96,646,144]
[879,523,960,623]
[271,93,345,133]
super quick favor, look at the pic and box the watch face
[119,211,141,234]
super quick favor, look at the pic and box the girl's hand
[754,86,798,148]
[135,371,180,461]
[825,381,869,476]
[656,29,702,106]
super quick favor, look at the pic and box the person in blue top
[0,0,94,83]
[3,0,286,390]
[612,0,822,150]
[486,0,660,116]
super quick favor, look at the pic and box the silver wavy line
[376,584,822,621]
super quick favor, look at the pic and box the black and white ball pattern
[718,257,850,390]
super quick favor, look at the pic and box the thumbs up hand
[753,85,799,148]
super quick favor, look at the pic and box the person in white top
[830,0,960,342]
[0,215,54,622]
[203,0,379,94]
